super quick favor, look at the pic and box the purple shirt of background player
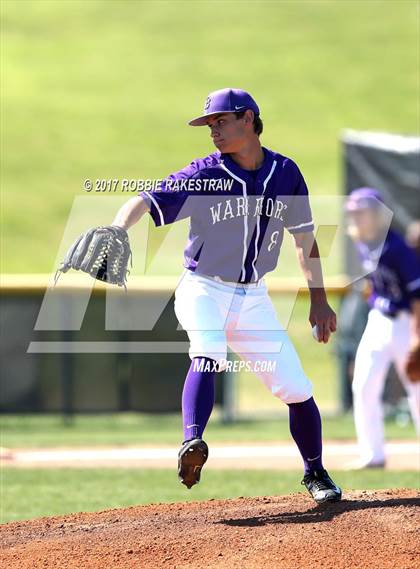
[346,187,420,317]
[356,229,420,316]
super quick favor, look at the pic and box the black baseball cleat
[302,469,342,504]
[178,438,209,489]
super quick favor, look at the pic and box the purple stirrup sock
[182,357,217,441]
[287,397,324,475]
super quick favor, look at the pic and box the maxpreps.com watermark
[192,358,277,373]
[83,178,233,192]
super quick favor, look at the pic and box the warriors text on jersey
[140,147,314,283]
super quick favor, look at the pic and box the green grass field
[2,0,418,273]
[1,467,419,524]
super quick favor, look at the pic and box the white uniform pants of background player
[352,308,420,465]
[174,269,313,405]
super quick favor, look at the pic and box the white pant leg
[174,270,238,371]
[226,282,313,404]
[391,312,420,434]
[352,309,393,464]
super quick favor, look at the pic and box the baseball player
[112,88,342,504]
[345,188,420,468]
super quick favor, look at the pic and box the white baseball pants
[352,308,420,464]
[174,269,313,404]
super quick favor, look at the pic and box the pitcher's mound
[1,489,419,569]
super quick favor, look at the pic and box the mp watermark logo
[28,194,393,356]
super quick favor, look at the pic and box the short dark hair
[234,110,263,136]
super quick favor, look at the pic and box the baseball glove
[54,225,132,288]
[405,344,420,383]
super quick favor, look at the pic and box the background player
[345,188,420,468]
[112,88,342,504]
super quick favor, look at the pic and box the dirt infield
[1,489,419,569]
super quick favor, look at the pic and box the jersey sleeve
[140,162,199,227]
[394,238,420,300]
[284,162,315,234]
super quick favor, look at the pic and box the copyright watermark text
[83,179,163,192]
[83,178,233,193]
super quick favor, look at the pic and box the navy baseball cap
[345,188,385,212]
[188,88,260,127]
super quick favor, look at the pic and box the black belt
[201,273,263,288]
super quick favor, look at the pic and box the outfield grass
[1,467,418,524]
[2,0,418,273]
[1,412,416,449]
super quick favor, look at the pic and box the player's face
[347,208,383,242]
[206,113,249,152]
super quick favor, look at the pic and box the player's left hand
[309,300,337,343]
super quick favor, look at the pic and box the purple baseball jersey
[140,147,314,283]
[355,229,420,315]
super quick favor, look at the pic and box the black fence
[0,289,225,415]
